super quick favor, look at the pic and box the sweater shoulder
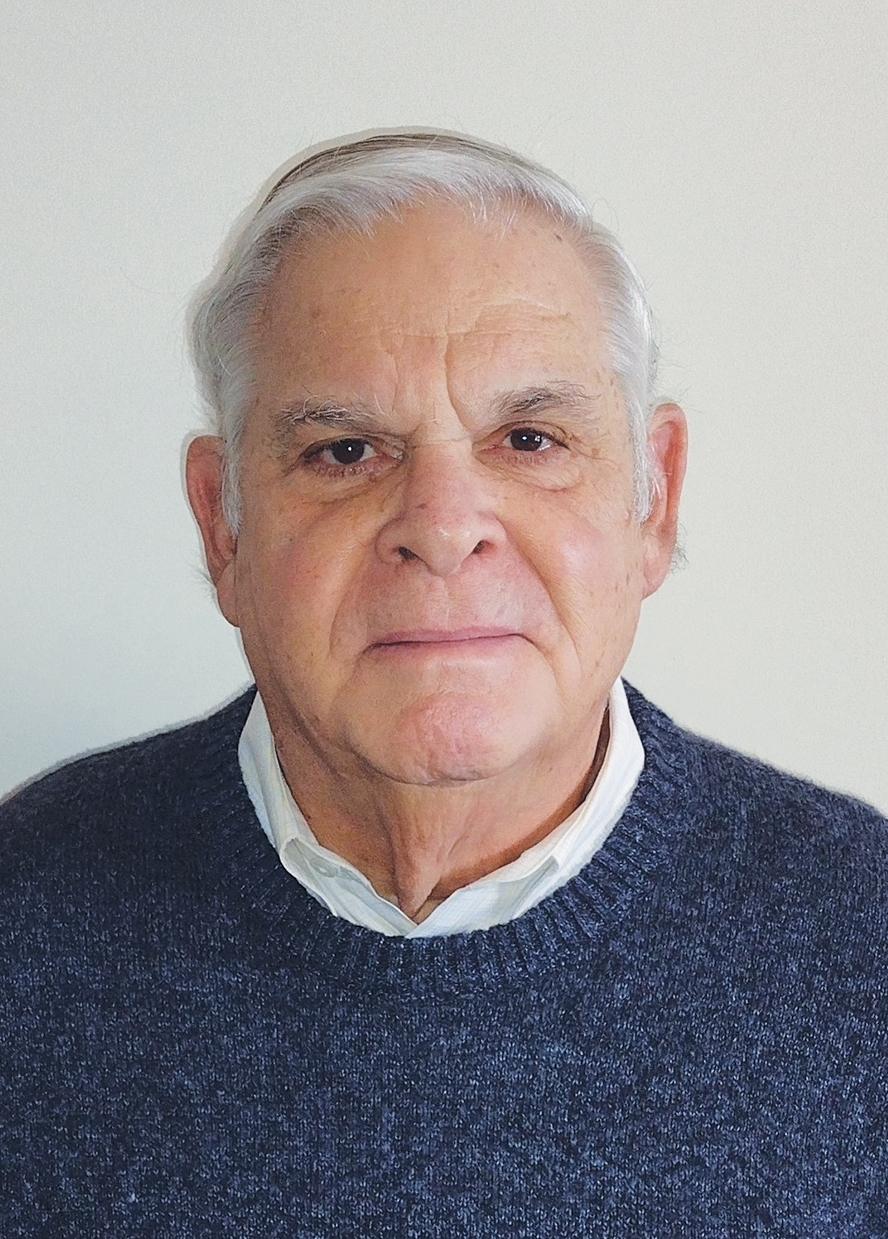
[0,690,255,866]
[625,683,888,890]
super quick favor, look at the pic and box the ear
[185,435,240,626]
[640,402,688,598]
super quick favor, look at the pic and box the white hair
[189,131,660,531]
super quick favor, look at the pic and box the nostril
[471,540,486,555]
[397,546,418,562]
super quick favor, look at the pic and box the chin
[348,695,546,786]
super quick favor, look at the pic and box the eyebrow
[491,382,594,420]
[270,399,384,452]
[270,382,598,447]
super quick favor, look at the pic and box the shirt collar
[238,680,643,937]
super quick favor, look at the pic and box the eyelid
[303,435,374,458]
[298,433,405,477]
[303,431,403,454]
[497,421,569,449]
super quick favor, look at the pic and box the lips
[369,627,522,649]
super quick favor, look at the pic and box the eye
[507,427,555,452]
[313,438,377,467]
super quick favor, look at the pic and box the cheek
[530,511,645,640]
[236,502,379,649]
[537,504,641,587]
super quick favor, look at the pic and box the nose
[375,442,504,577]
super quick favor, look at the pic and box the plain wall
[2,0,886,812]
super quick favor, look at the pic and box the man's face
[189,203,684,789]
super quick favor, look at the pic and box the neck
[272,709,610,923]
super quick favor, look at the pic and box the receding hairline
[246,193,619,383]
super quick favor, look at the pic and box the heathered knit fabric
[1,686,886,1237]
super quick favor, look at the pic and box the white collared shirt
[238,679,643,937]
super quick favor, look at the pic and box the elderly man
[2,132,886,1235]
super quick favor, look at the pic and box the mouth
[369,627,524,652]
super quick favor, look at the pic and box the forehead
[251,202,612,413]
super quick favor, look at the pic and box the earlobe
[641,402,688,597]
[185,436,240,626]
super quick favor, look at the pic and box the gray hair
[189,131,660,531]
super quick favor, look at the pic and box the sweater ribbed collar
[191,686,701,996]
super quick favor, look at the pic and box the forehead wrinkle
[367,310,582,343]
[453,298,584,334]
[326,294,584,346]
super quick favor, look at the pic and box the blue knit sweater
[1,687,886,1236]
